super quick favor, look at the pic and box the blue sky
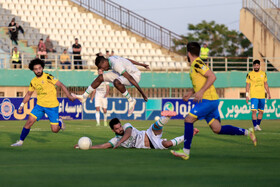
[112,0,242,35]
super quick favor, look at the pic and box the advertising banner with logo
[0,98,82,120]
[83,98,146,120]
[162,99,280,120]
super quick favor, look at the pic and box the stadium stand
[0,0,187,71]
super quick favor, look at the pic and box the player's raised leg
[210,119,257,146]
[113,79,136,116]
[73,75,104,103]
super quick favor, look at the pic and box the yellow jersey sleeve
[28,81,35,92]
[46,73,58,85]
[193,59,209,75]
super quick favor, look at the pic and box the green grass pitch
[0,119,280,187]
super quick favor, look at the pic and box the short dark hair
[95,56,106,67]
[109,118,121,129]
[187,42,201,57]
[29,58,45,70]
[253,60,260,65]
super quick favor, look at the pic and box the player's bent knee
[51,125,60,133]
[113,79,121,87]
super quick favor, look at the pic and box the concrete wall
[240,8,280,70]
[224,87,280,99]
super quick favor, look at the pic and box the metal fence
[243,0,280,41]
[1,52,279,72]
[70,0,181,51]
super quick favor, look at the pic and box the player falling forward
[11,58,75,147]
[90,69,110,126]
[74,111,199,150]
[73,55,149,116]
[171,42,257,160]
[246,60,271,131]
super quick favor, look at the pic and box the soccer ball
[78,137,92,150]
[154,116,160,121]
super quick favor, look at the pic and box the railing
[243,0,280,41]
[1,52,279,72]
[70,0,181,51]
[270,0,280,7]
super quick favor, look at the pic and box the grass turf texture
[0,120,279,187]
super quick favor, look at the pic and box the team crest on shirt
[201,65,206,70]
[42,80,44,84]
[261,75,263,77]
[0,98,15,120]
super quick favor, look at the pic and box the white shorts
[146,124,166,150]
[95,97,108,108]
[102,71,141,86]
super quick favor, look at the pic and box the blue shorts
[30,105,59,125]
[189,99,220,125]
[251,98,265,111]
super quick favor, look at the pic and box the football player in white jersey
[90,69,110,126]
[74,111,199,150]
[72,55,149,117]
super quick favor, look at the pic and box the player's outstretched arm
[122,71,148,102]
[19,91,34,113]
[193,70,216,102]
[90,142,112,149]
[264,82,271,99]
[113,127,132,149]
[74,142,112,149]
[127,58,150,70]
[55,81,75,101]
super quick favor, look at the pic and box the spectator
[37,48,51,68]
[200,43,210,65]
[8,18,24,45]
[72,38,82,69]
[11,47,22,68]
[45,36,56,53]
[38,38,46,52]
[110,50,115,56]
[60,49,71,69]
[105,50,110,58]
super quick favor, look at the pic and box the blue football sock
[20,127,30,141]
[184,122,193,149]
[257,119,262,126]
[218,125,246,135]
[252,120,257,127]
[152,122,163,130]
[58,120,62,129]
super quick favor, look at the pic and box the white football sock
[183,148,190,155]
[122,90,133,102]
[171,135,184,146]
[157,116,170,126]
[96,111,100,124]
[104,112,107,122]
[83,85,95,98]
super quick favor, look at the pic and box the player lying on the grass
[11,58,76,147]
[73,54,149,116]
[171,42,257,160]
[74,111,199,150]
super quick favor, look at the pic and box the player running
[246,60,271,131]
[74,111,199,150]
[90,69,110,126]
[171,42,257,160]
[11,58,76,147]
[73,55,149,116]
